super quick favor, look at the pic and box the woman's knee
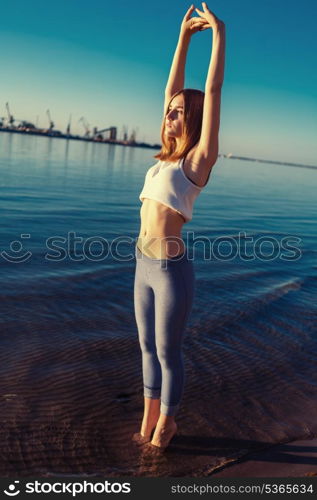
[156,342,182,367]
[139,336,156,355]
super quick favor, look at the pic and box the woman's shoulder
[183,146,213,188]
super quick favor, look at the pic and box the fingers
[191,16,208,23]
[195,7,204,17]
[193,16,208,23]
[184,4,195,21]
[197,22,211,30]
[190,17,208,28]
[191,21,210,31]
[199,24,210,30]
[196,2,217,22]
[200,2,214,16]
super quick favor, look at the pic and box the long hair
[154,88,205,162]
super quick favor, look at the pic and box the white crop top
[139,156,209,223]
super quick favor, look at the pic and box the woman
[133,2,225,450]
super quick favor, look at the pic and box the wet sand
[1,281,317,477]
[211,437,317,477]
[1,323,316,478]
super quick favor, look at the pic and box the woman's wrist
[179,27,192,43]
[212,20,225,35]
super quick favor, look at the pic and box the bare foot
[150,420,178,450]
[132,431,153,446]
[132,423,157,447]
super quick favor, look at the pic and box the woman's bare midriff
[137,198,186,259]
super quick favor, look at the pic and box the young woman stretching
[133,2,226,450]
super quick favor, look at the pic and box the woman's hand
[195,2,225,31]
[180,5,210,38]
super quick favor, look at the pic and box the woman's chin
[165,129,177,138]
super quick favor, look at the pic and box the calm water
[0,132,316,477]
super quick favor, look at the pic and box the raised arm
[194,3,226,167]
[164,5,209,116]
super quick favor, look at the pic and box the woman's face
[165,94,184,138]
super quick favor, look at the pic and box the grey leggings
[134,244,195,416]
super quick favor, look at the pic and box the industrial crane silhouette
[66,114,72,135]
[4,102,35,129]
[6,102,14,127]
[129,126,138,143]
[46,109,54,131]
[1,103,142,145]
[121,125,128,141]
[119,125,138,143]
[78,117,90,137]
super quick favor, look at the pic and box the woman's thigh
[134,261,156,349]
[151,261,195,353]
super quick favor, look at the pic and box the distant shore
[0,126,161,151]
[1,126,316,170]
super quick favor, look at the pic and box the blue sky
[1,0,316,165]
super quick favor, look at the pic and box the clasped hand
[180,2,225,37]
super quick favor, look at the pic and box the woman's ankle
[157,414,176,427]
[141,414,160,434]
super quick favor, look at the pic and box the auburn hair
[154,88,205,162]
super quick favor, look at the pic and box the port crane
[78,116,90,138]
[121,125,128,141]
[46,109,54,131]
[129,127,138,144]
[66,114,72,135]
[6,102,15,127]
[4,103,35,129]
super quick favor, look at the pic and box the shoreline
[210,436,317,477]
[0,126,160,150]
[1,128,316,169]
